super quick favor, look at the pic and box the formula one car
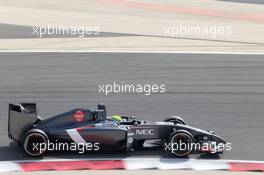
[8,103,227,157]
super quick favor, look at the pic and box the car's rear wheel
[23,129,48,157]
[168,130,194,157]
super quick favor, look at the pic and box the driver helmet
[111,115,122,123]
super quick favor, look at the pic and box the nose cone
[212,134,226,144]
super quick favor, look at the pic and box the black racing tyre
[168,130,194,157]
[22,129,48,157]
[164,116,185,125]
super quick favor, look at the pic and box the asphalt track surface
[0,52,264,161]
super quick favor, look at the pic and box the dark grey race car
[8,103,226,157]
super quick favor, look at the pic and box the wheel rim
[24,133,47,156]
[170,133,193,157]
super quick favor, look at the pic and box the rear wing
[8,103,37,142]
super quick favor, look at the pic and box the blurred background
[0,0,263,52]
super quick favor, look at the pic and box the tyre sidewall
[22,129,48,157]
[168,130,194,157]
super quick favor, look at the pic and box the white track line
[0,51,264,55]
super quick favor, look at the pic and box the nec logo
[135,129,155,136]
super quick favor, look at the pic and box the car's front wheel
[168,130,194,157]
[164,116,185,125]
